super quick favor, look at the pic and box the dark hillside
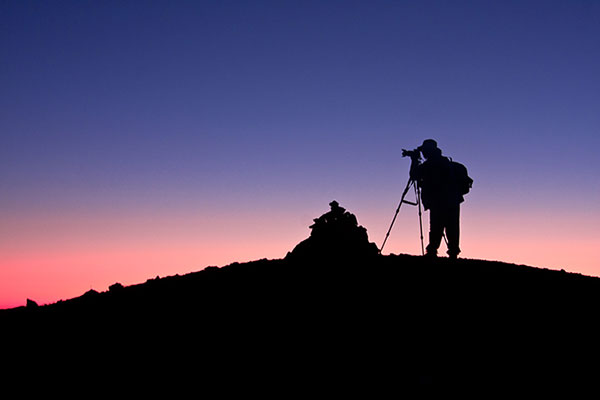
[4,255,600,391]
[2,203,599,392]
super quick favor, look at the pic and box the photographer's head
[418,139,441,160]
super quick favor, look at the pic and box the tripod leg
[380,178,414,253]
[415,183,425,256]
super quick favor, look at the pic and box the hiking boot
[425,251,438,258]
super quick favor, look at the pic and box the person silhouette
[287,200,378,259]
[409,139,465,259]
[310,201,345,230]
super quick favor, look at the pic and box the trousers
[426,203,460,257]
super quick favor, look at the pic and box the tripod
[379,177,425,255]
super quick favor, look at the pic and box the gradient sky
[2,0,599,308]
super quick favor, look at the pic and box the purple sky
[1,1,599,307]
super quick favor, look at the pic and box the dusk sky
[2,1,599,308]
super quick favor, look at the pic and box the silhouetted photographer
[408,139,472,259]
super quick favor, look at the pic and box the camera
[401,148,421,159]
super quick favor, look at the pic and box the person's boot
[425,249,438,258]
[447,248,460,260]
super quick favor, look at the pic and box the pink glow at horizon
[0,208,308,308]
[2,203,598,309]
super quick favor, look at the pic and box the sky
[2,0,599,308]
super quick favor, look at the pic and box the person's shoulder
[430,155,450,165]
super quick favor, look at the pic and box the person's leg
[445,204,461,258]
[426,208,444,256]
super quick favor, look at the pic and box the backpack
[450,160,473,196]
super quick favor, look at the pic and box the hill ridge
[2,253,596,312]
[3,253,599,390]
[3,201,598,390]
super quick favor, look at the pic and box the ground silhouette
[2,202,599,392]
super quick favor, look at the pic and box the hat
[418,139,438,152]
